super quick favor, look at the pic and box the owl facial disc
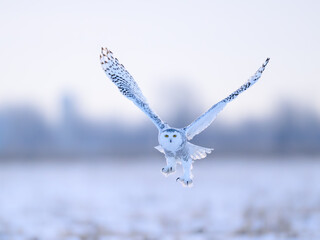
[158,129,185,152]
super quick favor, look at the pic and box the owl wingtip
[101,47,109,53]
[263,58,270,67]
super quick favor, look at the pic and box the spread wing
[184,58,270,140]
[100,47,167,131]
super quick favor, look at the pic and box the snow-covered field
[0,157,320,240]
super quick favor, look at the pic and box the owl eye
[164,134,169,138]
[173,135,177,138]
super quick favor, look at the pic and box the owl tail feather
[187,142,213,160]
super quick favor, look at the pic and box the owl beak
[169,139,172,143]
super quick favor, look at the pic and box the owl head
[158,128,185,152]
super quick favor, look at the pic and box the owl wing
[184,58,270,140]
[100,47,167,131]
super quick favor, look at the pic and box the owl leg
[176,158,193,187]
[161,156,177,176]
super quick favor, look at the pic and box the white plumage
[100,47,270,187]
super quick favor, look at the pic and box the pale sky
[1,0,319,125]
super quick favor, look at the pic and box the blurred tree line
[0,95,319,159]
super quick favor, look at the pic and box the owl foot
[161,166,175,176]
[176,177,193,187]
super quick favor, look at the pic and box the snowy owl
[100,47,270,187]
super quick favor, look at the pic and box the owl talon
[161,166,175,176]
[176,177,193,187]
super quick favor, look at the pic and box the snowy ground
[0,156,320,240]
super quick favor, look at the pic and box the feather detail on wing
[184,58,270,140]
[187,142,213,160]
[100,47,167,130]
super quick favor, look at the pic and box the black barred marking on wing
[224,81,251,102]
[107,74,139,99]
[223,58,269,103]
[100,47,166,130]
[101,50,145,101]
